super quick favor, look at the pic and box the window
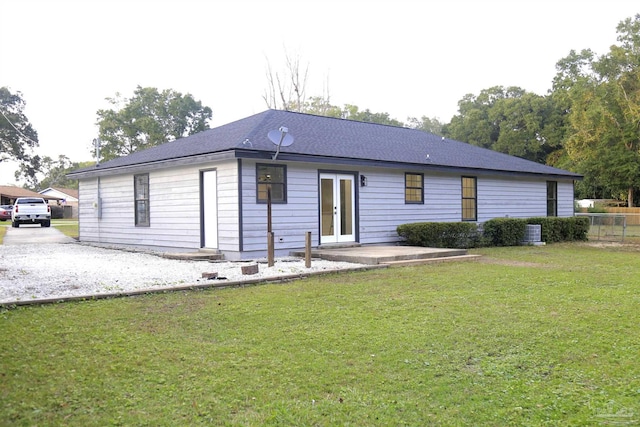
[134,174,150,226]
[257,164,287,203]
[461,176,477,221]
[547,181,557,217]
[405,173,424,203]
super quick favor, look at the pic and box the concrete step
[161,250,224,261]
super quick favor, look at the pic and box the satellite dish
[267,126,294,160]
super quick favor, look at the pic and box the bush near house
[482,218,527,247]
[396,222,481,248]
[527,216,590,243]
[397,216,590,248]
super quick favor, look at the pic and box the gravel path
[0,242,367,304]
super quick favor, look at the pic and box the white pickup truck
[12,197,51,228]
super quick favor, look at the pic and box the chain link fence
[575,213,636,242]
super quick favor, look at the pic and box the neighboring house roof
[39,187,79,201]
[0,185,61,201]
[68,109,582,179]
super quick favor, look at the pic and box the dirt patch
[579,241,640,251]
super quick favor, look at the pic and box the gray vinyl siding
[477,176,575,221]
[361,172,575,243]
[239,162,577,254]
[214,161,240,253]
[557,180,575,217]
[240,161,319,256]
[78,178,98,242]
[78,161,240,252]
[477,177,546,221]
[79,157,575,257]
[358,170,461,244]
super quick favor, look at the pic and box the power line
[0,107,39,146]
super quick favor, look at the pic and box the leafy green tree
[406,116,444,135]
[491,92,566,163]
[95,86,212,161]
[443,86,520,149]
[0,87,40,180]
[443,86,565,163]
[557,14,640,206]
[302,96,344,118]
[14,155,91,191]
[339,104,404,127]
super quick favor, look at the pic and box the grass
[51,219,79,239]
[1,243,639,425]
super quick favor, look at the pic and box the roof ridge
[67,109,581,179]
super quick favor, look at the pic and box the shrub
[398,217,589,249]
[587,206,607,213]
[482,218,527,246]
[397,222,481,249]
[527,216,589,242]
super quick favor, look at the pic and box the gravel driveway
[0,226,367,305]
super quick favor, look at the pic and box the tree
[0,87,40,181]
[407,116,444,135]
[339,104,405,127]
[557,14,640,206]
[264,52,417,128]
[95,86,212,161]
[263,52,310,112]
[443,86,517,150]
[14,155,91,191]
[443,86,566,163]
[303,96,343,118]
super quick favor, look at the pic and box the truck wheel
[12,221,19,228]
[43,220,51,227]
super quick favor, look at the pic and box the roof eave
[67,146,582,181]
[235,151,582,180]
[67,150,238,179]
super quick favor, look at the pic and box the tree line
[264,14,640,206]
[1,14,638,205]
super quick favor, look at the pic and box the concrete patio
[290,245,481,266]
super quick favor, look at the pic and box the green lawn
[52,219,79,239]
[1,243,639,426]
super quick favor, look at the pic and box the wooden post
[268,232,275,267]
[267,186,272,233]
[267,185,274,267]
[305,231,312,268]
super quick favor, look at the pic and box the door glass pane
[340,179,352,236]
[321,178,334,237]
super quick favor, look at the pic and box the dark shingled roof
[69,109,581,178]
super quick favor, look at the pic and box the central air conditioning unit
[522,224,544,245]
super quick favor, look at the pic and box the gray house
[68,110,581,260]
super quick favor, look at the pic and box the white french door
[320,173,356,244]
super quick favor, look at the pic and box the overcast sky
[1,0,638,185]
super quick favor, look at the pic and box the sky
[1,0,638,186]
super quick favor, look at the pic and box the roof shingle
[69,109,581,178]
